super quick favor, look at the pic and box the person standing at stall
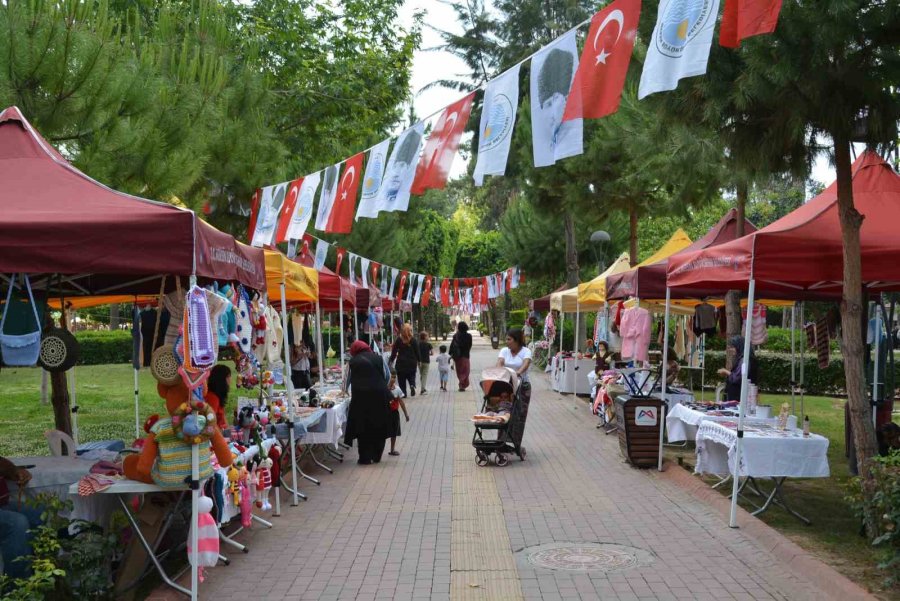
[450,321,473,391]
[717,336,758,401]
[344,341,392,465]
[390,323,421,397]
[417,331,433,395]
[0,457,41,580]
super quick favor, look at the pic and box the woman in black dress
[344,340,392,464]
[390,323,421,397]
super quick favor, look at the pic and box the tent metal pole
[658,288,671,472]
[68,367,79,446]
[873,299,881,428]
[559,311,564,353]
[316,301,325,386]
[353,307,359,342]
[791,304,796,415]
[729,279,756,528]
[189,444,199,601]
[700,334,705,403]
[575,302,580,355]
[339,294,346,383]
[280,279,299,507]
[799,302,805,420]
[134,367,141,440]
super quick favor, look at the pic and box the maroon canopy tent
[606,209,757,301]
[0,106,265,293]
[529,285,566,312]
[667,152,900,297]
[295,255,356,312]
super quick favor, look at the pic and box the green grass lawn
[666,391,897,598]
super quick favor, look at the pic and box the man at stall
[717,336,758,401]
[0,456,42,579]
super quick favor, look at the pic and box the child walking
[435,345,452,392]
[417,331,433,395]
[388,371,410,456]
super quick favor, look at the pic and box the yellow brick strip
[450,398,524,601]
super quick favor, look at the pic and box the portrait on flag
[563,0,641,121]
[327,152,365,233]
[251,181,288,247]
[411,92,475,195]
[473,65,520,186]
[356,139,391,220]
[284,171,320,241]
[313,239,329,271]
[380,123,425,213]
[276,178,304,243]
[531,31,583,167]
[315,163,341,231]
[638,0,720,99]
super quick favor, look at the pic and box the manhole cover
[520,543,653,573]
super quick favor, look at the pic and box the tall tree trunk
[725,181,749,368]
[834,133,878,536]
[46,312,73,435]
[628,207,639,266]
[109,303,120,329]
[564,211,579,287]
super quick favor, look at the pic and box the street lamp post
[590,230,611,275]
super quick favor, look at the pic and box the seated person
[665,347,680,386]
[594,341,613,371]
[583,338,596,355]
[0,457,43,580]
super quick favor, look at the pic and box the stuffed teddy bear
[124,381,233,487]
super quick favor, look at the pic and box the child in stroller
[471,367,531,466]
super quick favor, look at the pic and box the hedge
[74,330,132,365]
[702,327,840,354]
[698,350,900,396]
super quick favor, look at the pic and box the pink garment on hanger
[620,307,651,363]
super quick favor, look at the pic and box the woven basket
[38,327,79,372]
[150,344,180,385]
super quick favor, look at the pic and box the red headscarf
[349,340,372,357]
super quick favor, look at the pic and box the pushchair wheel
[519,447,526,461]
[495,453,509,467]
[476,451,489,467]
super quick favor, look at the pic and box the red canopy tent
[294,255,356,311]
[529,285,566,312]
[606,209,757,300]
[667,151,900,296]
[0,106,265,293]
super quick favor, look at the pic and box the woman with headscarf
[717,336,759,401]
[390,323,421,397]
[344,340,392,465]
[450,321,473,391]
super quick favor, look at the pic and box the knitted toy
[255,456,273,511]
[123,381,233,487]
[227,466,240,505]
[240,468,253,528]
[188,495,219,581]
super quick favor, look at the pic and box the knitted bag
[0,274,42,367]
[187,286,216,369]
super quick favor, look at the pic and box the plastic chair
[44,429,76,457]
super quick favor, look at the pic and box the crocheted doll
[188,495,220,581]
[255,456,273,511]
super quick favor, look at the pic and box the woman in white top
[497,327,532,383]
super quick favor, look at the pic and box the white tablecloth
[666,404,797,443]
[695,421,830,478]
[12,456,118,526]
[302,400,350,447]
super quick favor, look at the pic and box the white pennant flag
[313,240,329,271]
[638,0,721,99]
[361,258,371,288]
[380,265,389,296]
[405,274,415,304]
[356,140,391,220]
[473,65,520,186]
[286,239,298,259]
[314,163,341,231]
[502,270,509,293]
[251,182,289,247]
[488,276,498,299]
[413,274,426,304]
[531,30,583,167]
[433,277,441,304]
[389,268,399,297]
[511,266,520,289]
[348,253,358,284]
[285,172,320,241]
[378,123,425,214]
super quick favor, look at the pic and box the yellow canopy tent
[575,252,633,306]
[265,250,319,304]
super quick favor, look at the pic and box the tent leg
[873,299,881,429]
[658,288,671,472]
[280,281,299,507]
[575,303,580,355]
[189,445,199,600]
[730,279,756,528]
[134,368,141,440]
[799,302,805,420]
[791,304,796,415]
[339,296,346,384]
[69,367,79,446]
[316,302,325,386]
[559,312,564,353]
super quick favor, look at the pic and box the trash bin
[614,395,665,468]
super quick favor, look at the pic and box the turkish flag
[453,279,459,303]
[300,236,311,261]
[371,261,380,287]
[720,0,782,48]
[275,178,304,243]
[335,247,346,275]
[326,152,364,234]
[247,188,261,243]
[441,279,451,307]
[421,276,433,307]
[397,271,409,303]
[563,0,641,121]
[411,92,475,195]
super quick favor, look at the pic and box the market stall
[666,151,900,526]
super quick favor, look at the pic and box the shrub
[848,450,900,587]
[699,327,839,354]
[74,331,132,365]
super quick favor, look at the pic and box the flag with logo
[251,182,289,247]
[564,0,641,121]
[276,178,305,243]
[413,274,426,304]
[284,171,320,241]
[360,258,371,288]
[531,31,583,167]
[348,253,358,284]
[389,268,399,297]
[378,123,425,214]
[247,188,261,243]
[314,163,341,231]
[327,152,365,233]
[638,0,720,99]
[411,93,475,195]
[381,265,389,296]
[356,140,391,220]
[473,65,521,186]
[313,239,329,271]
[719,0,782,48]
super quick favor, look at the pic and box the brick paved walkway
[155,336,837,601]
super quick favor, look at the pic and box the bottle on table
[803,415,810,438]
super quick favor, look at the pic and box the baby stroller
[472,367,531,466]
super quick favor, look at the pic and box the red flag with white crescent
[397,271,409,303]
[371,261,380,287]
[411,93,476,195]
[326,152,364,233]
[275,178,304,243]
[421,276,433,308]
[335,247,346,275]
[247,188,261,243]
[720,0,783,48]
[441,278,451,307]
[453,279,459,303]
[563,0,641,121]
